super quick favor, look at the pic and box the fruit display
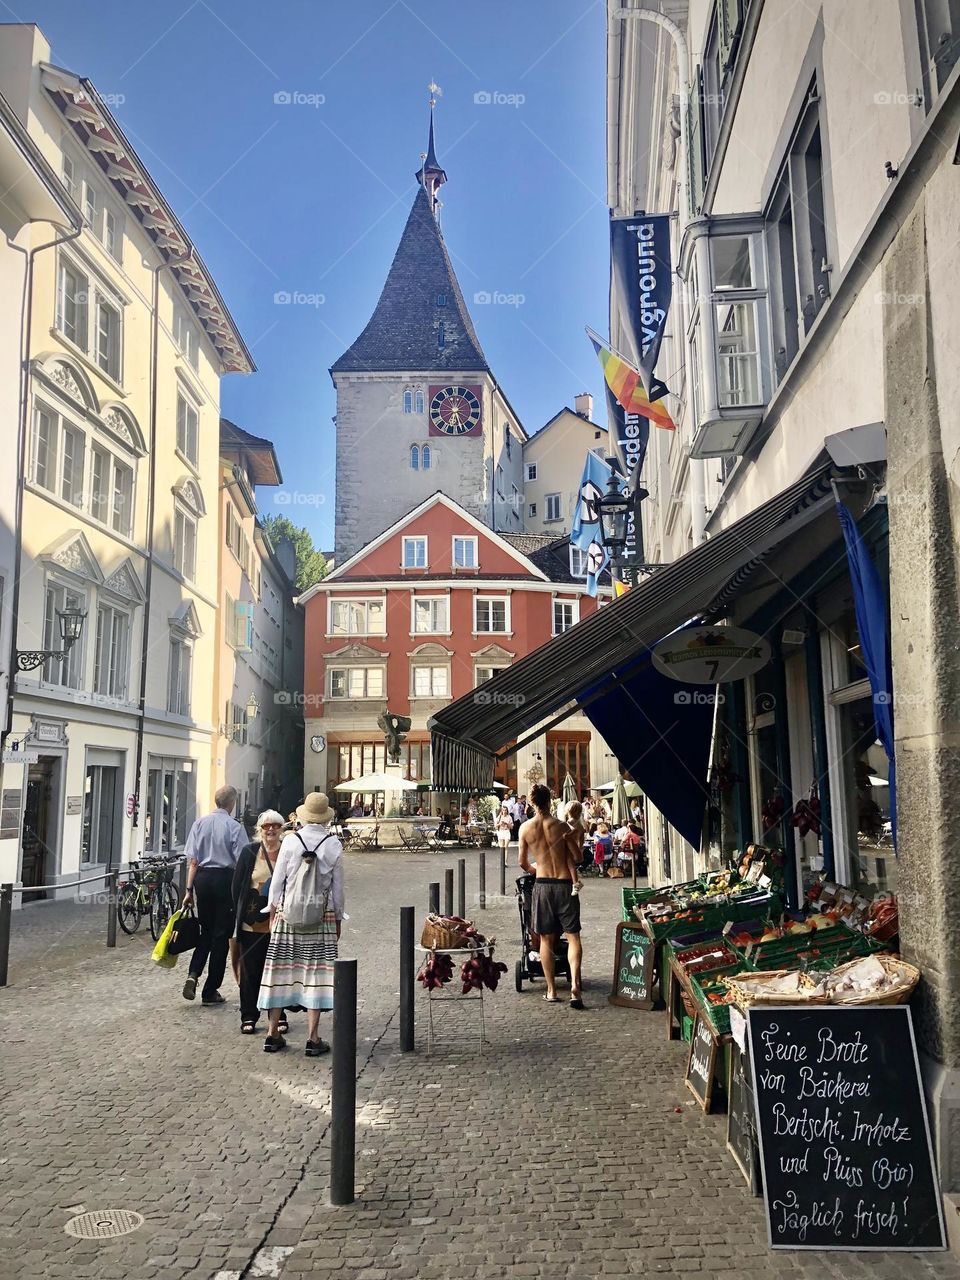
[417,920,506,993]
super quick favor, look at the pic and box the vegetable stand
[416,942,497,1053]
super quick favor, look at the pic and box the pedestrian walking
[181,785,247,1006]
[495,802,513,852]
[518,784,584,1008]
[231,809,286,1036]
[259,791,344,1058]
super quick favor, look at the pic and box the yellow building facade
[0,27,253,897]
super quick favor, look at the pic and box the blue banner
[571,451,618,597]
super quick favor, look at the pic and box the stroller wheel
[515,959,524,993]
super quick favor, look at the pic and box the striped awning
[429,460,836,790]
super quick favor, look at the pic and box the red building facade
[298,494,606,806]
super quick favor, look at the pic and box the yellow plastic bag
[151,908,182,968]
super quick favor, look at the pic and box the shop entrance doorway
[21,757,60,901]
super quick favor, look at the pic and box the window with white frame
[452,536,477,569]
[42,582,86,688]
[167,637,192,715]
[545,493,562,522]
[415,388,424,414]
[31,402,85,506]
[55,258,124,374]
[421,443,431,470]
[410,444,420,470]
[81,175,123,262]
[61,150,79,202]
[89,444,134,537]
[403,389,413,414]
[528,503,536,518]
[412,665,448,698]
[553,599,577,635]
[94,602,131,699]
[174,307,199,371]
[95,295,121,381]
[412,596,449,634]
[174,504,197,580]
[176,392,199,467]
[474,596,509,633]
[569,545,588,578]
[402,536,427,569]
[476,664,509,685]
[329,666,385,699]
[525,462,537,481]
[329,598,386,636]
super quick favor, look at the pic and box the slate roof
[330,186,489,374]
[500,533,582,584]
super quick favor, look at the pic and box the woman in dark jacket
[231,809,286,1035]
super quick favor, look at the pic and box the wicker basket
[421,913,472,950]
[723,968,830,1009]
[826,954,919,1006]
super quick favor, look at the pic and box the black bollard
[330,958,358,1205]
[400,906,415,1053]
[479,848,486,910]
[444,867,454,917]
[428,881,440,916]
[106,870,118,949]
[178,857,187,899]
[457,859,466,919]
[0,884,12,988]
[499,845,506,898]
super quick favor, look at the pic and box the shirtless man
[519,783,584,1009]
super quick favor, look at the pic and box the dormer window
[437,293,447,306]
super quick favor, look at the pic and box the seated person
[593,823,613,873]
[617,822,646,872]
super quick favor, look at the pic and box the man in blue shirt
[181,785,247,1005]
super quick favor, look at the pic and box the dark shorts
[531,878,581,936]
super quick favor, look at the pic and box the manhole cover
[64,1210,144,1240]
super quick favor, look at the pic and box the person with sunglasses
[231,809,287,1036]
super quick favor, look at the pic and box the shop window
[144,757,195,853]
[82,764,119,866]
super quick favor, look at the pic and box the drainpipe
[614,5,708,545]
[2,220,83,749]
[130,250,192,838]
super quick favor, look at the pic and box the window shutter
[686,68,706,217]
[717,0,742,72]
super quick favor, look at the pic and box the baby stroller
[514,872,571,992]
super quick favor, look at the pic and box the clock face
[428,385,483,437]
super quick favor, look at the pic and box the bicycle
[117,857,182,940]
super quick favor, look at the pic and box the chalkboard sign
[726,1043,760,1194]
[685,1013,719,1112]
[748,1006,946,1251]
[608,921,654,1010]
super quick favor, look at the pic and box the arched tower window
[403,389,413,414]
[421,444,431,471]
[410,445,420,470]
[415,388,424,414]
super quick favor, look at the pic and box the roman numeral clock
[428,385,483,437]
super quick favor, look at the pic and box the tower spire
[415,82,447,219]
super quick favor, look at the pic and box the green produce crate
[681,1014,694,1042]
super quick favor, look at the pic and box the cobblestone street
[1,852,958,1280]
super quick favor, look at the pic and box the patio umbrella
[611,777,630,828]
[333,772,421,793]
[561,772,578,805]
[597,779,643,798]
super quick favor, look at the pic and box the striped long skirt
[257,910,337,1011]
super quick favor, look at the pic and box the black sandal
[241,1020,258,1035]
[277,1016,289,1034]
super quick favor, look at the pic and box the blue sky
[21,0,610,550]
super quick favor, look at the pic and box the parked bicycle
[117,856,182,941]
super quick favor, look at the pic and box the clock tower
[330,94,525,562]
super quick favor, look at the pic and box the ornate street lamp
[16,607,87,672]
[245,692,260,721]
[597,462,630,566]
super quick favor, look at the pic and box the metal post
[444,867,454,916]
[499,845,506,898]
[0,884,12,988]
[106,869,118,948]
[428,881,440,916]
[479,848,486,910]
[177,857,187,898]
[457,859,465,918]
[330,958,357,1205]
[400,906,415,1053]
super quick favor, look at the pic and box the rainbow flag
[589,334,676,431]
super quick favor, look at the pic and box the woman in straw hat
[259,792,344,1057]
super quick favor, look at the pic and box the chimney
[574,392,593,420]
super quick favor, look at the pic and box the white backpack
[283,832,336,927]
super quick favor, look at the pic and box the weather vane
[428,81,442,108]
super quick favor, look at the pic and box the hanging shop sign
[652,625,771,685]
[748,1006,946,1251]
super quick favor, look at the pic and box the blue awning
[579,660,713,848]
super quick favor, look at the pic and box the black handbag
[166,906,201,954]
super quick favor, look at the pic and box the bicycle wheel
[117,883,143,935]
[149,883,179,941]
